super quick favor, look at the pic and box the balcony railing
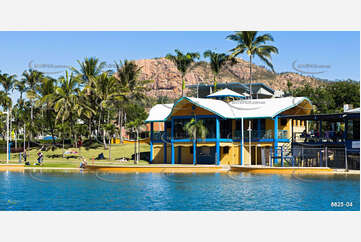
[293,131,345,144]
[234,129,288,140]
[152,129,289,142]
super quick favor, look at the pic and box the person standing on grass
[77,138,83,152]
[23,148,27,163]
[80,156,87,169]
[37,152,43,165]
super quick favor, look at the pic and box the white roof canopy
[145,96,312,122]
[207,88,245,98]
[344,107,360,113]
[255,87,273,96]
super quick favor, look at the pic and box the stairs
[281,136,294,166]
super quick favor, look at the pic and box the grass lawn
[0,143,150,168]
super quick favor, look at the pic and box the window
[280,118,287,126]
[220,119,233,139]
[202,118,216,138]
[223,146,230,154]
[190,147,193,154]
[165,121,171,130]
[347,119,360,140]
[173,119,190,139]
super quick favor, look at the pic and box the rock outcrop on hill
[133,57,324,100]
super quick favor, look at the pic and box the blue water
[0,171,359,211]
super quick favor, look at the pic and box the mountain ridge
[133,57,325,99]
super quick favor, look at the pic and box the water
[0,171,359,211]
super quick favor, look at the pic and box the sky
[0,31,359,102]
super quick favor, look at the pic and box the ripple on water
[0,171,359,211]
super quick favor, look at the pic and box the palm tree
[184,118,208,165]
[126,119,144,164]
[203,50,237,91]
[53,71,80,149]
[114,60,152,142]
[87,72,117,149]
[71,57,106,83]
[166,49,200,97]
[22,69,44,142]
[104,123,117,160]
[14,80,27,106]
[37,77,57,146]
[0,72,17,110]
[0,73,16,149]
[0,91,11,111]
[72,57,106,141]
[227,31,278,98]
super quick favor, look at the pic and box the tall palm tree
[166,49,200,97]
[0,91,11,111]
[0,73,16,148]
[126,118,144,164]
[53,71,80,149]
[72,57,106,141]
[22,69,44,142]
[71,57,106,83]
[114,60,152,142]
[203,50,237,91]
[184,118,208,165]
[14,80,27,106]
[0,72,17,110]
[104,123,117,160]
[87,72,117,149]
[37,77,57,146]
[227,31,278,98]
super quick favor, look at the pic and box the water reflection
[0,171,359,211]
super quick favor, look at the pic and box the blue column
[216,118,220,165]
[150,122,153,164]
[257,119,261,139]
[274,116,279,164]
[8,142,11,161]
[164,122,167,163]
[193,140,196,165]
[171,118,175,165]
[240,118,244,166]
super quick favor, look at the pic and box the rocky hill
[134,57,325,100]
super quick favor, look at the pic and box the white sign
[352,141,360,149]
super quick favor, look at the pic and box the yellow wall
[177,146,193,164]
[265,119,274,130]
[153,142,274,165]
[220,144,239,165]
[153,144,164,164]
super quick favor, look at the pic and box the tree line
[287,80,360,113]
[0,58,151,152]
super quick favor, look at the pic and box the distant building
[186,82,278,99]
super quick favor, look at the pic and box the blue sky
[0,31,359,101]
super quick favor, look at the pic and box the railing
[293,131,345,144]
[152,131,168,142]
[278,130,288,140]
[152,129,289,142]
[234,129,288,141]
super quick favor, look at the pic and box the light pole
[3,110,9,164]
[247,121,252,165]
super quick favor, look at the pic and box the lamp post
[3,110,9,164]
[247,121,252,165]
